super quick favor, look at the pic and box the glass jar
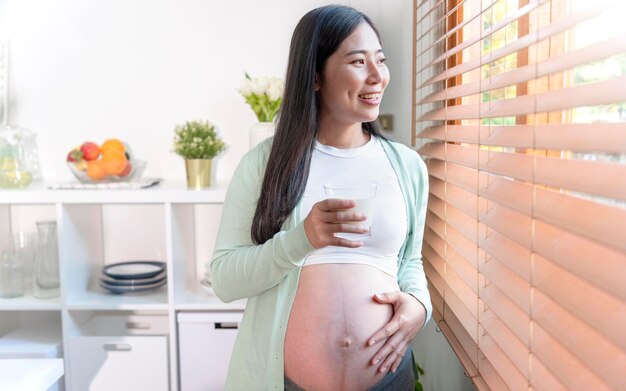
[0,125,42,188]
[0,250,24,299]
[33,221,60,299]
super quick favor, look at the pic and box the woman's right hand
[303,198,368,249]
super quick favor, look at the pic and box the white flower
[238,78,253,96]
[267,79,284,101]
[238,73,284,122]
[250,77,269,95]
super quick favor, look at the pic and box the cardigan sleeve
[209,147,315,303]
[397,153,432,330]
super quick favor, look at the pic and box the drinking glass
[324,180,378,241]
[33,221,60,299]
[12,231,35,289]
[0,250,24,298]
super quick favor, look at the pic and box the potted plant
[238,73,284,149]
[173,120,226,189]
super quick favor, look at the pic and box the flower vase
[185,159,212,189]
[249,122,276,150]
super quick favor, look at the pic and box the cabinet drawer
[178,312,242,391]
[68,335,168,391]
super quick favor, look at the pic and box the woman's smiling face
[316,22,390,127]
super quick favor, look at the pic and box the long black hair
[252,5,388,244]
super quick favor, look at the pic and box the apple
[80,142,100,161]
[119,162,132,177]
[66,148,84,162]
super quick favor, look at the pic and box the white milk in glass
[324,181,377,241]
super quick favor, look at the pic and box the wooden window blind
[412,0,626,389]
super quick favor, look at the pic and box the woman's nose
[367,62,383,84]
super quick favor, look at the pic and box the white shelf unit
[0,181,245,390]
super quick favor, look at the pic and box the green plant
[237,73,284,122]
[413,354,425,391]
[173,120,226,160]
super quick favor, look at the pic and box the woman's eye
[352,59,365,65]
[378,58,387,64]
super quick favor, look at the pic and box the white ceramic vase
[249,122,276,150]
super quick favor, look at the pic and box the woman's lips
[358,93,382,105]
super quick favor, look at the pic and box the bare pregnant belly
[284,264,399,391]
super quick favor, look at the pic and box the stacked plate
[99,261,167,294]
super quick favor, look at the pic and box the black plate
[99,271,166,286]
[102,261,166,280]
[99,278,166,294]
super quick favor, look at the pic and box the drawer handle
[126,321,152,330]
[103,343,132,352]
[215,322,238,330]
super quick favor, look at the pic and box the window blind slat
[414,0,445,27]
[419,34,626,103]
[418,122,626,153]
[475,351,509,391]
[481,282,530,346]
[480,309,530,379]
[424,244,480,321]
[534,254,626,351]
[533,221,626,302]
[533,289,626,390]
[530,357,569,391]
[426,212,479,267]
[429,201,626,302]
[428,160,626,252]
[421,142,626,200]
[424,256,446,302]
[424,228,479,294]
[419,2,613,87]
[419,75,626,120]
[431,301,484,379]
[480,229,531,281]
[479,332,528,391]
[415,0,467,47]
[424,0,546,73]
[416,0,499,63]
[428,200,478,243]
[532,312,615,390]
[480,253,530,313]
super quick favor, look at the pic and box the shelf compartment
[0,311,63,359]
[170,203,227,308]
[60,204,169,309]
[0,204,59,310]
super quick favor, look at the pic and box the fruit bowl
[67,160,147,183]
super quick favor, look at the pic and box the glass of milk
[324,180,378,240]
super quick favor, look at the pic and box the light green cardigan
[210,136,432,391]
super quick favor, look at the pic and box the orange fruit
[102,150,128,176]
[100,139,126,156]
[86,160,107,180]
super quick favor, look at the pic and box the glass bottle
[33,221,60,299]
[0,250,24,298]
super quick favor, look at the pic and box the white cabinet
[68,336,168,391]
[0,182,246,390]
[178,312,243,391]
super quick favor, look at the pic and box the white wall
[0,0,351,182]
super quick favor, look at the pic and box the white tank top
[299,135,408,277]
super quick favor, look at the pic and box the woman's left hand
[368,291,427,374]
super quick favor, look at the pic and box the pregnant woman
[211,5,431,390]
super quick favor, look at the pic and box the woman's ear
[314,73,321,91]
